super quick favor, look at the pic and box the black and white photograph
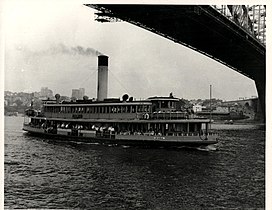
[3,1,266,209]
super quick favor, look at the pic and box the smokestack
[97,55,108,101]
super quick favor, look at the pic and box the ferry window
[112,106,116,113]
[161,101,168,108]
[86,107,89,113]
[121,106,126,113]
[127,106,131,113]
[132,106,136,113]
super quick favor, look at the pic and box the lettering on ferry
[154,137,165,140]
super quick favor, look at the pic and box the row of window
[44,105,151,114]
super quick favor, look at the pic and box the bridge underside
[86,5,266,120]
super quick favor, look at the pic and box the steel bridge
[85,4,266,120]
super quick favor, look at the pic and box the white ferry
[23,55,218,148]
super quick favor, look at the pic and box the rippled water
[4,116,265,209]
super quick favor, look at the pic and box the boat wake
[196,144,218,151]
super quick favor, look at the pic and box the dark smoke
[17,43,102,57]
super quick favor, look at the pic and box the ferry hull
[23,125,218,148]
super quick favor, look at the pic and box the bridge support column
[255,80,265,122]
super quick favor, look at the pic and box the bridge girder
[85,4,266,120]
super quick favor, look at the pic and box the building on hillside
[40,87,53,99]
[71,88,85,100]
[72,89,80,99]
[193,104,203,113]
[79,88,85,99]
[214,106,229,114]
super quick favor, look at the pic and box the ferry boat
[23,55,218,148]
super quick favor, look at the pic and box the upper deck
[37,95,203,121]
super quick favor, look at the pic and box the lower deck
[23,123,218,147]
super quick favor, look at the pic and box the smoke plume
[17,43,103,57]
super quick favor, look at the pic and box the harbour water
[4,116,265,209]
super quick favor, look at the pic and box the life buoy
[144,113,150,120]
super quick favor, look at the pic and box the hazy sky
[4,0,258,101]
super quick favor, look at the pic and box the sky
[3,0,259,101]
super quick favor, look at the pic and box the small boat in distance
[23,55,218,148]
